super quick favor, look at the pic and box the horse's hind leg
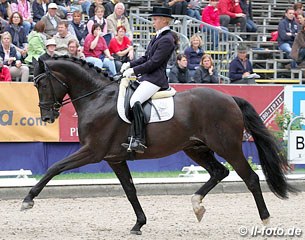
[108,161,146,235]
[225,151,270,224]
[184,147,229,222]
[21,146,97,210]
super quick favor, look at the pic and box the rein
[34,69,121,109]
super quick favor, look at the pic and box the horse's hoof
[262,217,270,225]
[191,194,206,222]
[194,205,206,222]
[20,200,34,211]
[130,230,142,235]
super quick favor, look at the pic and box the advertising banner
[59,84,284,142]
[0,83,59,142]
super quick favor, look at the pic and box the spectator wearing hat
[41,38,56,58]
[229,44,255,84]
[0,57,12,81]
[0,31,29,82]
[120,6,177,153]
[41,3,61,37]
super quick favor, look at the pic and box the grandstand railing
[129,13,242,79]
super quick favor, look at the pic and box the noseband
[34,70,68,113]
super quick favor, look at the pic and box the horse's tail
[233,96,298,199]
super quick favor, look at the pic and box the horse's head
[33,58,68,123]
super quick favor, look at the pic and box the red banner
[59,84,284,142]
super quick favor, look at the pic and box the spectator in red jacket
[201,0,228,49]
[218,0,246,38]
[0,57,12,81]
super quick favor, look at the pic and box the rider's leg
[122,81,160,153]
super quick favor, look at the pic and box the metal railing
[129,13,243,79]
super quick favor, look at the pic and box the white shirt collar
[156,26,170,38]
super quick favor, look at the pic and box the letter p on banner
[289,131,305,164]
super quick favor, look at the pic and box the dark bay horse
[22,57,296,234]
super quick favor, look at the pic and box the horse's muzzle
[41,110,60,123]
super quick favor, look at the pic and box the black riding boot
[121,101,147,154]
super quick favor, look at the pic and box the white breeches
[130,81,161,108]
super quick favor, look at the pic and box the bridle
[34,68,121,113]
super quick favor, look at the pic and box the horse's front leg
[21,146,97,210]
[108,161,147,235]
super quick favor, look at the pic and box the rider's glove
[120,62,130,73]
[122,68,134,78]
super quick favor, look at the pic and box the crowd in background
[0,0,304,84]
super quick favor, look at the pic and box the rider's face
[152,16,169,31]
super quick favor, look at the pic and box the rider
[120,7,176,154]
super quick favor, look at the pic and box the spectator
[193,54,219,83]
[108,25,133,72]
[41,3,61,37]
[184,33,204,78]
[201,0,228,49]
[293,2,304,20]
[107,3,132,41]
[11,0,34,35]
[89,0,103,18]
[0,57,11,81]
[67,39,85,59]
[229,44,255,84]
[0,31,29,82]
[0,0,12,28]
[68,10,87,45]
[4,12,28,59]
[39,38,56,60]
[53,21,79,56]
[168,53,191,83]
[53,0,79,18]
[25,20,46,64]
[291,23,305,68]
[297,14,305,26]
[186,0,201,20]
[87,5,107,36]
[164,0,187,15]
[239,0,257,33]
[83,23,117,76]
[277,8,299,59]
[218,0,247,37]
[71,0,91,16]
[104,0,119,18]
[32,0,49,23]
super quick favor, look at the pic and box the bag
[112,53,129,63]
[270,31,278,42]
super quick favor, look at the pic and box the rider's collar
[156,26,170,38]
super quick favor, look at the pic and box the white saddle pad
[117,79,175,124]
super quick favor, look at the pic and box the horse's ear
[32,57,38,67]
[33,57,45,77]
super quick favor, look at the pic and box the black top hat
[149,7,174,19]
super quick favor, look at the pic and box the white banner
[288,130,305,164]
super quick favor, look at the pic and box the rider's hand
[122,68,134,78]
[120,62,130,73]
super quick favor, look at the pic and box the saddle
[117,78,176,124]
